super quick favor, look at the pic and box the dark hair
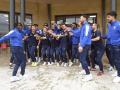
[107,11,117,18]
[72,22,78,27]
[82,15,88,19]
[14,23,23,27]
[43,23,48,27]
[34,24,38,27]
[93,23,100,29]
[31,24,35,27]
[66,24,72,27]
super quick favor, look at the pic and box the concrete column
[10,0,15,30]
[111,0,117,11]
[101,0,106,34]
[20,0,25,25]
[47,4,52,28]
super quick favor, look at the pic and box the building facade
[0,0,119,35]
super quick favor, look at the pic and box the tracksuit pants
[71,44,79,62]
[11,46,26,76]
[28,46,36,62]
[106,44,115,68]
[41,45,51,62]
[79,45,90,75]
[111,45,120,77]
[60,45,67,63]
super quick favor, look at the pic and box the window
[0,13,9,35]
[55,13,97,25]
[0,11,32,36]
[17,14,32,25]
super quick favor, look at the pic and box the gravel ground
[0,50,120,90]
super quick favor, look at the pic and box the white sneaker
[109,66,113,71]
[76,59,79,63]
[79,64,81,67]
[35,57,38,60]
[82,74,93,82]
[48,62,51,66]
[10,76,21,82]
[113,76,120,83]
[112,71,117,77]
[88,66,91,70]
[69,62,73,67]
[64,63,67,67]
[28,58,31,63]
[61,62,64,67]
[37,58,41,63]
[95,65,99,69]
[43,62,46,66]
[51,62,55,65]
[79,70,86,75]
[57,63,60,67]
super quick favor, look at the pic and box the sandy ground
[0,49,120,90]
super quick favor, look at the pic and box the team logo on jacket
[113,26,116,30]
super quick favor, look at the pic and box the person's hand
[23,36,28,40]
[78,46,83,53]
[69,32,73,36]
[37,45,39,49]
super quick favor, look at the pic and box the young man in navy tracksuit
[107,11,120,83]
[59,24,69,67]
[23,26,31,63]
[49,24,61,66]
[0,23,26,82]
[91,23,104,76]
[69,23,80,67]
[34,24,42,62]
[106,38,115,71]
[27,25,38,67]
[41,28,51,65]
[78,15,93,81]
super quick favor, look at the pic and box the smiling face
[107,15,115,23]
[80,16,87,24]
[31,25,36,32]
[61,24,67,30]
[92,24,97,30]
[17,23,23,30]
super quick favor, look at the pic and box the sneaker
[9,63,12,66]
[57,62,60,67]
[64,63,67,67]
[9,63,13,69]
[37,57,41,63]
[35,57,38,60]
[34,62,37,67]
[48,62,51,66]
[79,64,81,67]
[69,62,73,67]
[95,65,99,69]
[31,62,35,67]
[112,71,117,77]
[10,76,21,82]
[88,66,91,70]
[51,62,55,65]
[79,70,86,75]
[109,66,113,71]
[43,62,46,66]
[61,62,64,67]
[82,74,93,82]
[27,58,31,63]
[113,76,120,83]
